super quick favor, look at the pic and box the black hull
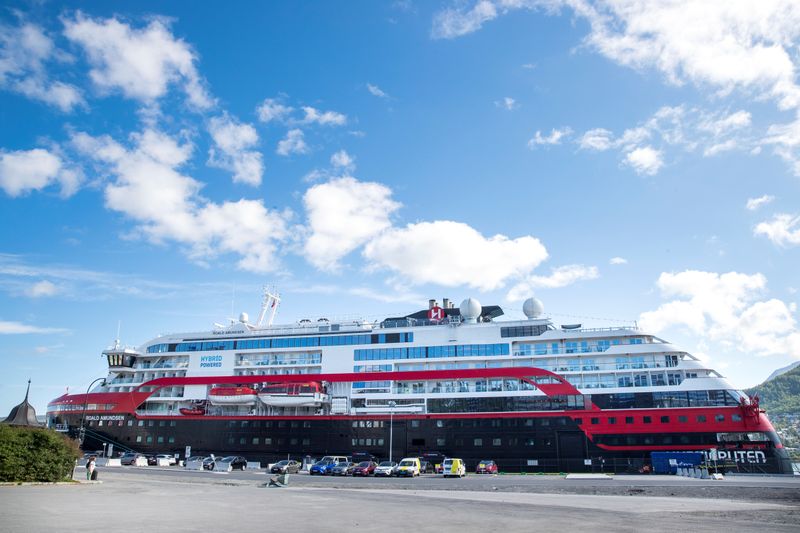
[56,413,792,474]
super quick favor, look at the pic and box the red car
[351,461,378,476]
[475,460,498,474]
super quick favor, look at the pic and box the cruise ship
[47,290,792,473]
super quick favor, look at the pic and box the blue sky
[1,1,799,414]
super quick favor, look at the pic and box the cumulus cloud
[746,195,775,211]
[72,128,290,272]
[0,148,81,197]
[363,221,549,291]
[0,22,85,111]
[579,128,614,151]
[63,13,213,109]
[367,83,389,99]
[303,177,400,271]
[276,128,309,156]
[640,270,800,359]
[207,114,263,186]
[26,280,59,298]
[609,257,628,265]
[300,106,347,126]
[528,127,571,148]
[507,264,599,301]
[624,146,663,175]
[754,214,800,247]
[256,97,293,123]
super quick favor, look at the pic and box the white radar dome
[459,297,482,324]
[239,312,249,324]
[523,297,544,319]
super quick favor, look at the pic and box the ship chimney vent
[443,298,450,309]
[429,299,438,309]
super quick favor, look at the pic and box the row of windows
[585,413,742,425]
[354,343,510,362]
[428,395,585,413]
[354,364,393,373]
[590,390,741,409]
[515,337,645,355]
[146,332,415,353]
[237,352,322,366]
[500,325,549,338]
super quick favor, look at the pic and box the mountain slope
[745,364,800,417]
[765,361,800,382]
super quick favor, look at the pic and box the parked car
[202,457,216,470]
[443,458,466,478]
[217,456,248,471]
[184,456,206,467]
[270,460,300,474]
[145,454,158,466]
[374,461,397,477]
[351,461,378,476]
[395,457,421,477]
[475,460,498,474]
[310,455,348,475]
[419,460,435,474]
[120,452,145,466]
[155,454,177,466]
[331,461,355,476]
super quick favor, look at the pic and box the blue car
[309,455,348,475]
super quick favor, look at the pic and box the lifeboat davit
[258,382,329,407]
[179,407,206,416]
[208,386,258,405]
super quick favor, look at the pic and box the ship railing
[381,316,463,329]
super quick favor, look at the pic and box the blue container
[651,451,704,474]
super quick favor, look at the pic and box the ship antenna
[256,286,281,327]
[114,320,121,350]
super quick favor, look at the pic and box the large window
[354,343,510,362]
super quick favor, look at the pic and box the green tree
[0,425,81,482]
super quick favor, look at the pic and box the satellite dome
[459,297,482,324]
[523,297,544,319]
[239,312,249,324]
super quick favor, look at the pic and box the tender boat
[258,382,328,407]
[208,386,257,405]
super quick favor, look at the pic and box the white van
[442,458,465,477]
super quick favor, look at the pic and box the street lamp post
[387,400,396,464]
[79,377,106,448]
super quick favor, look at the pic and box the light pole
[388,400,396,464]
[79,377,106,448]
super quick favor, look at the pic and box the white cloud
[0,22,85,111]
[640,270,800,359]
[528,127,572,147]
[624,146,663,175]
[27,280,59,298]
[762,115,800,176]
[507,264,599,301]
[431,0,498,39]
[0,148,80,197]
[303,177,400,271]
[754,213,800,247]
[496,97,517,110]
[698,110,751,136]
[300,106,347,126]
[207,114,263,186]
[276,129,309,156]
[72,129,290,273]
[256,97,293,123]
[330,150,355,171]
[579,128,614,151]
[367,83,389,99]
[0,320,67,334]
[363,221,548,291]
[63,13,213,109]
[609,257,627,265]
[746,195,775,211]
